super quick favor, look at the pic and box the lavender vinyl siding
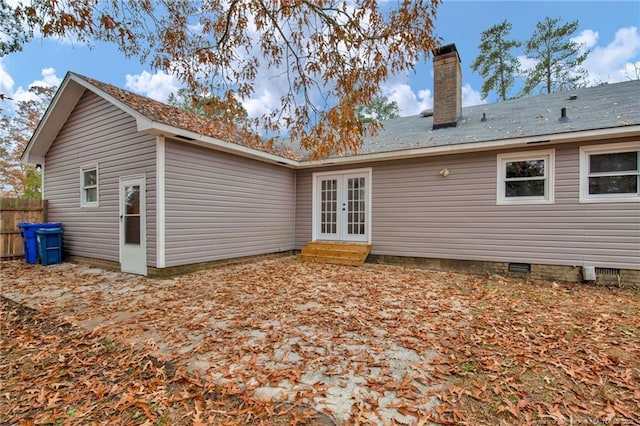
[295,140,640,270]
[164,140,295,267]
[44,91,157,266]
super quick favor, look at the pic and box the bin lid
[35,228,63,234]
[18,222,62,228]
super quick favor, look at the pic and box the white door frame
[312,168,372,243]
[119,175,147,275]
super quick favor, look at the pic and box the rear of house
[295,45,639,282]
[22,47,640,283]
[295,139,640,282]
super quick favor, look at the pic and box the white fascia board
[24,153,45,165]
[137,120,299,167]
[297,125,640,168]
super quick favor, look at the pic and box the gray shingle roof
[356,80,640,156]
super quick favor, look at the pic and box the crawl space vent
[508,263,531,274]
[595,267,620,277]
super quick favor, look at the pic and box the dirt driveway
[1,257,473,424]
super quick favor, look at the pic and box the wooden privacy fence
[0,198,48,259]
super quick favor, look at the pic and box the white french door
[314,170,370,243]
[119,176,147,275]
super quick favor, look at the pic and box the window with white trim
[81,165,99,207]
[580,142,640,203]
[497,150,554,204]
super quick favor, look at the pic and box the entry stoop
[299,241,371,266]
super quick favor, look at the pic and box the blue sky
[1,1,639,118]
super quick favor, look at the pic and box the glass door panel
[315,172,369,242]
[124,184,141,245]
[319,178,339,239]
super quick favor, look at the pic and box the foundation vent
[508,263,531,274]
[595,267,620,277]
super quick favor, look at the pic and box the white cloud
[622,61,640,80]
[384,83,432,116]
[0,59,15,96]
[382,80,483,116]
[462,84,485,107]
[29,67,62,88]
[2,66,62,104]
[583,26,640,84]
[518,55,538,73]
[243,89,280,118]
[125,70,181,102]
[572,29,599,50]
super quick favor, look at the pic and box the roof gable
[22,72,300,165]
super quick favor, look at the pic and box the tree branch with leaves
[0,85,56,198]
[5,0,442,159]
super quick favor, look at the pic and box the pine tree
[471,20,521,101]
[356,96,400,123]
[521,16,589,95]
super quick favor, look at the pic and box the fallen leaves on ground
[431,275,640,425]
[1,258,639,425]
[0,298,323,425]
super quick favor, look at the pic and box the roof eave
[297,125,640,168]
[138,121,299,167]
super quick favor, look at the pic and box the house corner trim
[156,136,166,268]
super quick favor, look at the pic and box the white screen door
[119,176,147,275]
[315,171,369,242]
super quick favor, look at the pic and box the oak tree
[0,0,31,56]
[471,20,521,101]
[0,85,56,198]
[521,16,588,95]
[5,1,442,158]
[167,88,248,122]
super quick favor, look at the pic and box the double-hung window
[81,164,99,207]
[497,150,554,204]
[580,142,640,202]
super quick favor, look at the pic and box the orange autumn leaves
[7,1,442,158]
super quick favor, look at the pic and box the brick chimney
[432,44,461,129]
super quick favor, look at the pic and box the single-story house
[22,45,640,283]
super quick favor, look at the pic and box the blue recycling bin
[36,228,64,266]
[18,222,62,264]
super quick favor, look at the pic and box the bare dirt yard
[1,257,639,425]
